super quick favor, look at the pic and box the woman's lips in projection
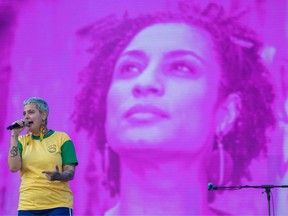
[124,104,169,124]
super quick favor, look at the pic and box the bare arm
[7,120,28,172]
[42,164,76,181]
[8,133,22,172]
[60,164,76,181]
[7,120,27,172]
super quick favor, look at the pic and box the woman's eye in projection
[115,61,143,78]
[168,61,199,77]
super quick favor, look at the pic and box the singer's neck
[30,128,49,136]
[112,152,212,215]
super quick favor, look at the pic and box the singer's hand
[10,119,28,134]
[42,165,62,181]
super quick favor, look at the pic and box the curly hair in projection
[74,3,275,199]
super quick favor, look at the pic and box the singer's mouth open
[25,120,33,126]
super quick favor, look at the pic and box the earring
[102,143,119,197]
[102,144,110,188]
[26,130,31,145]
[40,121,45,141]
[103,144,110,174]
[217,134,225,185]
[207,134,233,186]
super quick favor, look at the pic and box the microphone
[7,120,33,130]
[208,182,218,190]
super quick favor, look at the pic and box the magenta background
[0,0,287,215]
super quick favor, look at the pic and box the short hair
[24,97,49,125]
[74,3,275,197]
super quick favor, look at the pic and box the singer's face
[105,23,221,154]
[23,104,46,134]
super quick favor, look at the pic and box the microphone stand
[209,184,288,216]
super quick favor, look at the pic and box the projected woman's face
[106,23,222,154]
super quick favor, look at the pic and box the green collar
[32,130,54,140]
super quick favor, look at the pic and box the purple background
[0,0,287,215]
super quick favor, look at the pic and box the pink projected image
[75,2,275,215]
[1,0,287,215]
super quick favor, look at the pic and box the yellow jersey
[17,130,78,210]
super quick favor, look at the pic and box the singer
[74,2,276,215]
[8,97,78,216]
